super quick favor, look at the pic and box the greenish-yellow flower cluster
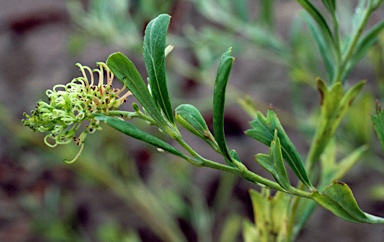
[22,62,131,163]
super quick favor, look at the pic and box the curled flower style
[22,62,131,163]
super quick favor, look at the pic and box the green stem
[172,129,310,197]
[237,164,311,198]
[174,135,233,171]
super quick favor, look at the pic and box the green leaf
[302,12,335,81]
[311,181,384,224]
[355,19,384,60]
[230,149,241,163]
[337,80,366,115]
[307,79,365,167]
[293,142,367,236]
[317,79,342,120]
[321,0,336,14]
[255,130,292,192]
[248,189,271,242]
[270,191,290,240]
[372,101,384,152]
[370,0,384,10]
[245,107,313,188]
[247,189,290,242]
[143,14,174,123]
[259,0,274,29]
[213,47,235,163]
[297,0,335,52]
[242,220,258,242]
[344,19,384,83]
[96,115,183,157]
[175,104,217,149]
[106,52,168,129]
[175,104,210,139]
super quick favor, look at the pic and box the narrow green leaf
[259,0,274,29]
[213,47,235,163]
[372,101,384,152]
[245,107,313,188]
[106,52,168,128]
[297,0,335,51]
[255,130,292,192]
[143,14,174,123]
[96,115,183,157]
[370,0,384,10]
[338,80,366,116]
[311,181,384,224]
[302,12,335,81]
[354,19,384,61]
[321,0,336,14]
[344,19,384,82]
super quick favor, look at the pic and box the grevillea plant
[23,1,384,240]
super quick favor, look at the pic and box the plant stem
[172,129,311,197]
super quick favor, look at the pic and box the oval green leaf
[175,104,214,141]
[311,181,384,224]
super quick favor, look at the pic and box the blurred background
[0,0,383,241]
